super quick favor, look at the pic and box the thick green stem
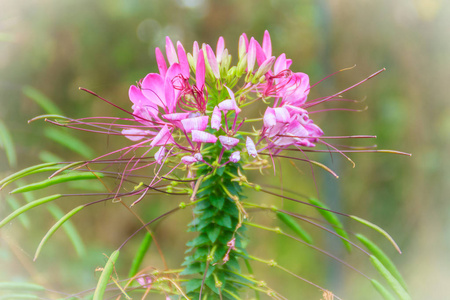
[182,147,247,299]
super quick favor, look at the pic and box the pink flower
[154,146,166,164]
[122,128,153,142]
[136,275,152,288]
[230,151,241,163]
[150,125,174,147]
[246,137,257,157]
[181,116,209,133]
[181,155,197,165]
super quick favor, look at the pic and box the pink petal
[122,128,152,142]
[262,30,272,58]
[181,116,209,133]
[196,49,205,89]
[205,44,220,79]
[246,137,257,157]
[129,85,149,107]
[165,36,178,65]
[219,135,239,150]
[191,130,218,143]
[155,47,167,78]
[253,39,265,66]
[162,112,190,129]
[181,155,197,165]
[274,53,288,75]
[218,88,240,114]
[192,41,200,65]
[254,56,276,79]
[230,151,241,163]
[274,107,290,123]
[164,63,183,113]
[154,146,166,164]
[263,107,276,127]
[150,125,174,147]
[136,276,152,288]
[141,73,165,108]
[177,42,190,78]
[211,106,222,130]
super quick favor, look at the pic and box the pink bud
[196,49,205,89]
[247,37,256,72]
[154,147,166,164]
[191,130,218,143]
[219,135,240,150]
[205,44,220,79]
[181,116,209,133]
[211,106,222,130]
[263,107,276,128]
[216,36,225,63]
[122,128,152,142]
[194,153,203,161]
[230,151,241,163]
[246,137,257,157]
[238,33,248,60]
[136,276,152,289]
[181,155,197,165]
[262,30,272,58]
[150,125,174,147]
[192,41,200,65]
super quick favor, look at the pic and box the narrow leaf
[276,211,313,244]
[0,282,45,291]
[370,255,411,300]
[0,194,62,228]
[0,120,17,167]
[308,198,351,251]
[93,250,120,300]
[34,205,85,261]
[10,172,103,194]
[357,234,407,291]
[351,215,402,254]
[128,231,153,278]
[44,127,94,159]
[371,279,396,300]
[0,162,58,190]
[22,86,63,115]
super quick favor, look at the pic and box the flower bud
[230,151,241,163]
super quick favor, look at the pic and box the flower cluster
[122,30,323,169]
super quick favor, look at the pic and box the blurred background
[0,0,448,299]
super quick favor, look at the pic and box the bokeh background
[0,0,448,299]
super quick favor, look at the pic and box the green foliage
[370,255,411,300]
[93,250,120,300]
[128,231,153,278]
[276,211,313,244]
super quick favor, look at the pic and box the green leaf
[207,225,221,243]
[184,278,203,293]
[216,213,232,228]
[352,215,402,254]
[34,205,85,261]
[308,198,351,251]
[276,211,313,244]
[0,120,17,167]
[0,194,62,228]
[128,232,153,278]
[93,250,120,300]
[370,255,411,300]
[186,234,210,247]
[180,262,202,275]
[23,86,63,115]
[210,194,225,209]
[371,279,397,300]
[357,234,407,291]
[44,127,95,159]
[10,172,103,194]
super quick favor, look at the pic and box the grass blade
[370,255,410,300]
[371,279,396,300]
[10,172,103,194]
[22,86,63,115]
[93,250,120,300]
[128,231,153,278]
[357,234,407,291]
[276,211,313,244]
[34,205,85,261]
[0,194,62,228]
[0,120,17,168]
[351,215,402,254]
[44,127,95,159]
[308,198,351,251]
